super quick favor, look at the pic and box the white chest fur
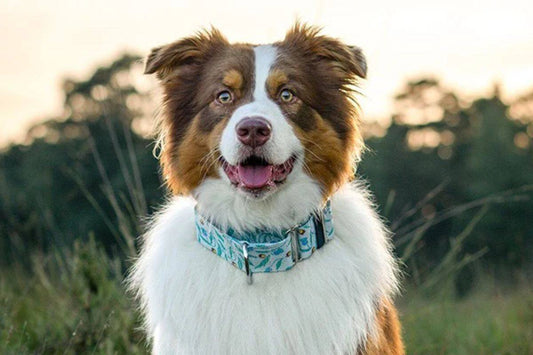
[130,183,398,355]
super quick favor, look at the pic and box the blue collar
[195,201,334,284]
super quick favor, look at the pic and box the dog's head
[146,24,366,205]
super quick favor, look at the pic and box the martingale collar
[195,201,334,284]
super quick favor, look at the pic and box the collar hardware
[242,242,253,284]
[290,229,301,263]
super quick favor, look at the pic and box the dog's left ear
[347,45,367,79]
[283,23,367,79]
[144,28,228,80]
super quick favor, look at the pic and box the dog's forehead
[211,44,277,73]
[206,44,255,76]
[211,43,301,97]
[201,43,290,102]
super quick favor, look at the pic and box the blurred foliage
[0,54,532,278]
[0,54,163,266]
[0,53,532,354]
[359,79,533,286]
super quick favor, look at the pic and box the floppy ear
[315,39,367,79]
[348,45,367,79]
[144,28,228,79]
[284,23,367,79]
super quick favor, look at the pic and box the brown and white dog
[131,24,403,355]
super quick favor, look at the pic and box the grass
[400,281,533,355]
[0,237,146,354]
[1,236,532,354]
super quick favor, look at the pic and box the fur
[131,183,399,354]
[130,24,404,354]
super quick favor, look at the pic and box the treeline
[360,79,533,284]
[1,55,531,281]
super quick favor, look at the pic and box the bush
[0,237,146,354]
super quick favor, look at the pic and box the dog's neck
[194,200,334,284]
[193,170,324,234]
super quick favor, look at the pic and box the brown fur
[146,31,254,194]
[359,299,404,355]
[265,69,289,94]
[291,116,355,197]
[222,69,244,90]
[273,24,365,195]
[163,115,228,194]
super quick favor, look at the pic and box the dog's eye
[279,89,294,103]
[216,91,233,104]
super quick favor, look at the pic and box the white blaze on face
[252,45,276,102]
[219,45,302,166]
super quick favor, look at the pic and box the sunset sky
[1,0,532,146]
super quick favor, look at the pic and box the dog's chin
[220,155,297,200]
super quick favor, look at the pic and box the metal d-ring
[289,229,301,263]
[242,242,253,284]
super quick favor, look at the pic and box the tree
[0,54,163,265]
[359,78,533,278]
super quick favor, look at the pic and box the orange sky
[1,0,533,146]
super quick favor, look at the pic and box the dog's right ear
[283,23,367,81]
[144,28,228,79]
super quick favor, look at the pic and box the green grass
[1,238,532,354]
[0,238,146,354]
[400,282,533,355]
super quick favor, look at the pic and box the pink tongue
[237,165,273,188]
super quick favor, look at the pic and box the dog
[130,24,403,355]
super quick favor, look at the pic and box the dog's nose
[236,117,272,148]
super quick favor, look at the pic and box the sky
[1,0,533,145]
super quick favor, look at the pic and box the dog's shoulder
[145,196,197,242]
[333,184,404,355]
[139,196,198,262]
[129,196,197,331]
[331,182,395,260]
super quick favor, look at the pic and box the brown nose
[236,117,272,148]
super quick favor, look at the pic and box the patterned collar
[195,201,334,284]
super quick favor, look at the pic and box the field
[1,239,531,354]
[400,282,533,354]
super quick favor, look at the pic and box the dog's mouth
[221,155,296,193]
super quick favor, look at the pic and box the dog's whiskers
[303,147,326,163]
[199,146,221,179]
